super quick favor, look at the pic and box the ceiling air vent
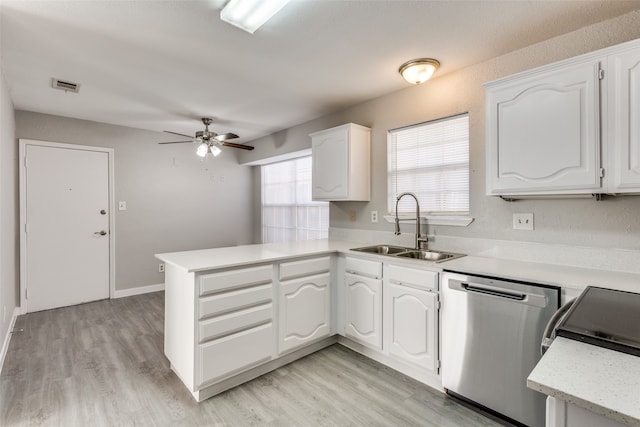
[51,78,80,93]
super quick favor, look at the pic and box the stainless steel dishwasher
[441,271,560,427]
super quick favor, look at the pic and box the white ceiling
[2,0,640,144]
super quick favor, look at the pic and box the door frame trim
[19,139,115,314]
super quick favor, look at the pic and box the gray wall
[0,61,17,343]
[15,112,254,291]
[240,9,640,252]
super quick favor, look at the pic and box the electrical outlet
[371,211,378,223]
[513,213,534,230]
[349,211,356,221]
[159,263,165,273]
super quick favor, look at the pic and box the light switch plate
[513,213,534,230]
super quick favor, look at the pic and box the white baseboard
[113,283,165,299]
[0,307,20,374]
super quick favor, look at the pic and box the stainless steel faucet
[394,192,428,250]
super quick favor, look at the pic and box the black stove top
[556,286,640,356]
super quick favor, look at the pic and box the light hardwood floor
[1,292,508,426]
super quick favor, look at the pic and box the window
[388,113,469,216]
[262,156,329,243]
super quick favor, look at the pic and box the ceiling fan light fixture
[210,145,222,157]
[399,58,440,85]
[196,142,209,158]
[220,0,291,34]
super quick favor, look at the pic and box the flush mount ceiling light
[220,0,291,34]
[399,58,440,85]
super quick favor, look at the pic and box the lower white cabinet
[164,255,334,401]
[344,272,382,349]
[383,264,439,374]
[198,322,274,386]
[383,282,438,373]
[279,272,331,354]
[546,396,627,427]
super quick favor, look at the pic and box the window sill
[383,215,474,227]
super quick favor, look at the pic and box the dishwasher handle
[461,282,525,300]
[448,279,549,308]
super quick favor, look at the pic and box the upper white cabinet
[310,123,371,201]
[485,60,603,196]
[608,47,640,192]
[485,38,640,197]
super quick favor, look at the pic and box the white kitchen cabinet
[343,257,382,349]
[608,46,640,193]
[546,396,627,427]
[278,256,331,354]
[310,123,371,201]
[486,38,640,197]
[383,264,439,374]
[485,60,603,196]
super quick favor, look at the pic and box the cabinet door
[384,282,438,373]
[279,273,331,354]
[344,273,382,349]
[486,60,602,195]
[609,48,640,192]
[312,127,349,199]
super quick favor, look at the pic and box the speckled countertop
[528,337,640,426]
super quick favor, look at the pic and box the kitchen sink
[395,250,461,261]
[351,245,409,255]
[350,245,465,263]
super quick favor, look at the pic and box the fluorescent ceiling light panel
[220,0,291,34]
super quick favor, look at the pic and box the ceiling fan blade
[164,130,194,139]
[214,133,239,141]
[158,140,193,144]
[222,141,254,151]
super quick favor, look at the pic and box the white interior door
[23,142,111,312]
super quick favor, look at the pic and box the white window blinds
[262,156,329,243]
[388,113,469,215]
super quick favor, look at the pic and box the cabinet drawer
[385,264,438,291]
[345,257,382,278]
[199,284,272,319]
[199,303,272,343]
[279,256,331,281]
[199,265,273,296]
[198,323,273,387]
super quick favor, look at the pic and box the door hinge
[436,300,441,310]
[600,168,605,178]
[437,360,441,369]
[599,69,605,80]
[24,223,28,233]
[25,288,28,299]
[24,157,28,168]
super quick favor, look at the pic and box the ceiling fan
[159,117,254,157]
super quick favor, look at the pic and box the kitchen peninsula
[157,239,640,427]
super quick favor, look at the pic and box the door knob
[100,209,107,215]
[94,230,107,236]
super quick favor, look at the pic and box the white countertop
[441,255,640,293]
[156,239,356,272]
[528,337,640,427]
[157,239,640,294]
